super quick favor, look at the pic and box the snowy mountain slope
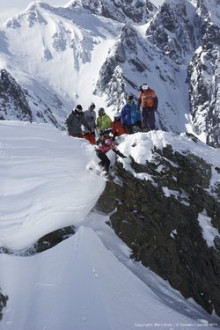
[96,21,190,133]
[0,0,191,135]
[0,2,122,125]
[188,0,220,147]
[0,0,219,145]
[146,0,202,65]
[0,121,219,329]
[0,68,63,128]
[1,225,219,330]
[0,121,105,250]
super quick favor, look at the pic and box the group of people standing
[65,83,158,173]
[65,83,158,141]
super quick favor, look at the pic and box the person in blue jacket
[129,95,141,129]
[121,95,135,134]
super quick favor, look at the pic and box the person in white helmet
[137,84,158,131]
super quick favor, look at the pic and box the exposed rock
[0,69,63,129]
[34,225,75,254]
[0,69,32,121]
[96,142,220,316]
[146,0,202,64]
[188,46,220,148]
[0,290,8,320]
[68,0,157,23]
[95,24,145,109]
[0,226,75,256]
[144,0,219,148]
[187,0,220,147]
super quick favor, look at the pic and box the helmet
[98,107,105,115]
[89,102,95,110]
[114,112,121,119]
[75,104,83,112]
[127,95,134,101]
[100,128,112,137]
[141,84,149,90]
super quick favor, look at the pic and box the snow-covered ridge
[1,121,220,329]
[0,0,219,146]
[118,130,220,168]
[0,121,105,250]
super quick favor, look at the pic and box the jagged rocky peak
[95,23,144,109]
[5,2,52,29]
[195,0,220,47]
[146,0,202,64]
[188,0,220,148]
[68,0,157,23]
[0,69,32,121]
[0,69,63,129]
[188,47,220,148]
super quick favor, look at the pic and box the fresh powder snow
[0,121,219,330]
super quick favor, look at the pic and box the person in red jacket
[111,113,127,137]
[137,84,158,131]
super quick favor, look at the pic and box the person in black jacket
[65,105,91,138]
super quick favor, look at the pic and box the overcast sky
[0,0,165,26]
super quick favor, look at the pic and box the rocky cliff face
[69,0,157,23]
[95,132,220,316]
[0,290,8,321]
[146,0,202,64]
[94,0,220,142]
[0,69,63,128]
[188,0,220,148]
[146,0,220,147]
[95,23,144,110]
[0,69,32,121]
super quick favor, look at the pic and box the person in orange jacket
[137,84,158,131]
[111,113,128,137]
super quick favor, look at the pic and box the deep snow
[0,121,219,330]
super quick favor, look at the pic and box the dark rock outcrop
[0,69,63,129]
[69,0,157,23]
[188,0,220,148]
[0,69,32,121]
[0,226,75,256]
[146,0,202,64]
[95,23,145,109]
[96,139,220,316]
[0,290,8,320]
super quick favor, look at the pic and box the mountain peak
[68,0,157,23]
